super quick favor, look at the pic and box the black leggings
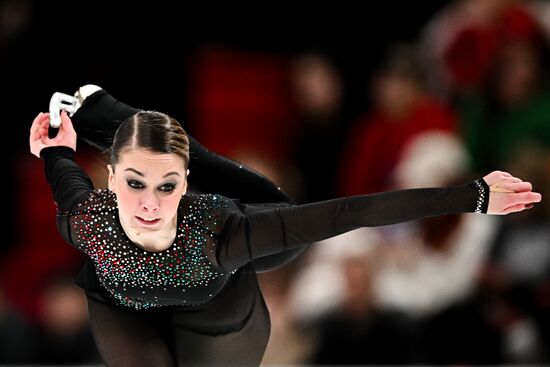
[71,89,309,271]
[86,289,270,367]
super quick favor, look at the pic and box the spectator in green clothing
[458,34,550,172]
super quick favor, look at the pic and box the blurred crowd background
[2,0,550,365]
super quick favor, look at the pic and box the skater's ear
[107,164,116,192]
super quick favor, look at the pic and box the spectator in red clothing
[338,42,458,196]
[419,0,547,97]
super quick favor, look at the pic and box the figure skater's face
[107,148,188,233]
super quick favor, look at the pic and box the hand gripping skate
[49,92,81,128]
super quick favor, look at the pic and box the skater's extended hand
[483,171,542,215]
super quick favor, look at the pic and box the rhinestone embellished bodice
[60,190,232,309]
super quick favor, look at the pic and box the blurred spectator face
[371,43,424,118]
[493,40,540,106]
[372,72,420,118]
[291,53,343,118]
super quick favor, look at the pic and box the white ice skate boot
[49,84,102,128]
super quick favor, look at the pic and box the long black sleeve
[41,146,94,212]
[41,146,94,247]
[216,183,481,270]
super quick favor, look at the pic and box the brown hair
[110,111,189,168]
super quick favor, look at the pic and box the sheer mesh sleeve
[215,183,482,270]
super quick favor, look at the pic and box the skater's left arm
[214,173,541,270]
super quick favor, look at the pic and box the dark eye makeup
[159,184,176,193]
[126,180,176,193]
[127,180,144,190]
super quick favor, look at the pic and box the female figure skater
[29,88,541,366]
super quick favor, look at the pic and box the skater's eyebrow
[124,168,181,178]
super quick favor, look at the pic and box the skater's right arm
[30,112,94,244]
[72,89,293,204]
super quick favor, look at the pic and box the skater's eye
[127,180,145,190]
[158,183,176,193]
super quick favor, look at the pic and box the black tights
[87,295,175,366]
[86,290,270,367]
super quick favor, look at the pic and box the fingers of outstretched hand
[501,192,542,212]
[500,177,523,184]
[502,203,530,215]
[488,190,542,215]
[512,191,542,205]
[494,181,532,193]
